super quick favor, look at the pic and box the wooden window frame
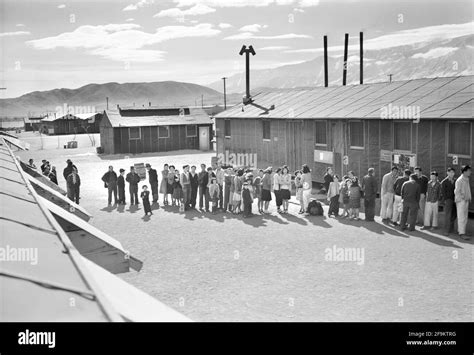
[447,121,471,158]
[224,119,231,139]
[349,120,364,150]
[186,124,197,138]
[262,120,271,141]
[393,121,412,152]
[158,125,170,139]
[128,127,141,140]
[314,120,328,147]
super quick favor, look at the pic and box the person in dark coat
[117,169,126,204]
[102,165,118,205]
[189,165,199,209]
[63,159,78,180]
[126,166,140,205]
[40,160,48,173]
[198,164,208,210]
[362,167,378,222]
[440,167,457,236]
[141,185,152,216]
[66,167,81,204]
[323,167,334,193]
[49,166,58,185]
[414,166,429,225]
[242,180,253,217]
[400,174,421,231]
[145,163,159,204]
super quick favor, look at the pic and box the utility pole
[222,77,227,110]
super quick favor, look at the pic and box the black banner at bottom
[0,322,472,354]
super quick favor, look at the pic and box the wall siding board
[417,121,430,173]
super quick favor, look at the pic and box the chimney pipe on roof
[323,35,328,87]
[360,32,363,85]
[106,97,109,110]
[239,45,256,104]
[343,33,349,86]
[149,101,151,107]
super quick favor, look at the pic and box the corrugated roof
[0,138,120,321]
[41,197,143,274]
[216,75,474,120]
[1,137,189,321]
[104,107,212,128]
[81,257,192,322]
[2,135,30,150]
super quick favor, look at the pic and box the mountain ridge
[0,81,238,117]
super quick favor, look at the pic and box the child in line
[141,185,152,216]
[253,169,263,214]
[327,175,340,217]
[348,173,361,220]
[339,175,351,218]
[294,170,304,214]
[242,180,253,218]
[209,177,220,214]
[172,169,183,209]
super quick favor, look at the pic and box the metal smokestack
[342,33,349,86]
[239,45,256,104]
[323,35,328,87]
[360,32,363,85]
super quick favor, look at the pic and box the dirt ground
[16,144,473,322]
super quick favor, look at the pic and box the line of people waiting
[323,164,472,240]
[100,163,317,218]
[27,156,472,238]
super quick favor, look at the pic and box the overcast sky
[0,0,472,98]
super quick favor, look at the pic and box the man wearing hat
[146,163,159,204]
[66,167,81,204]
[117,168,126,204]
[454,165,472,240]
[63,159,78,181]
[126,166,141,205]
[101,165,118,206]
